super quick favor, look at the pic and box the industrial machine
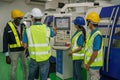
[43,2,120,80]
[98,5,120,80]
[54,14,71,46]
[53,14,73,79]
[59,3,120,80]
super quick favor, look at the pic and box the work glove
[6,56,11,64]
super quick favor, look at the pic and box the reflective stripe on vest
[26,24,51,62]
[29,44,48,47]
[85,30,103,67]
[30,51,50,55]
[73,53,84,57]
[72,31,85,60]
[86,57,103,62]
[8,22,21,48]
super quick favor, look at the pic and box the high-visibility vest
[84,30,103,67]
[72,31,85,60]
[26,24,51,62]
[8,22,22,48]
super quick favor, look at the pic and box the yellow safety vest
[72,31,85,60]
[26,24,51,62]
[84,30,103,67]
[8,22,22,48]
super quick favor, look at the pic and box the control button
[67,31,70,34]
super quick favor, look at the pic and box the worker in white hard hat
[22,8,56,80]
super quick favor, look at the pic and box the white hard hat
[31,8,43,19]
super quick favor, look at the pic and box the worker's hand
[6,56,11,64]
[83,64,90,71]
[53,26,57,36]
[25,49,29,57]
[22,43,28,48]
[68,51,73,56]
[53,26,57,31]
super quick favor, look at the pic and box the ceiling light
[47,0,52,1]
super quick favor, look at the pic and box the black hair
[93,24,98,27]
[34,18,41,22]
[78,26,86,43]
[31,15,41,22]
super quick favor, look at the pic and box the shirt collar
[91,28,99,35]
[33,22,42,25]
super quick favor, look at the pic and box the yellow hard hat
[11,9,24,19]
[86,12,100,24]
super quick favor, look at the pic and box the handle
[106,7,119,72]
[102,8,115,71]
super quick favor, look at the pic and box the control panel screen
[55,17,70,29]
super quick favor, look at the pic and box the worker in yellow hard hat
[84,12,104,80]
[3,9,28,80]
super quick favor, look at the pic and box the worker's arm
[87,51,98,65]
[49,26,56,37]
[3,24,9,56]
[68,34,84,56]
[22,28,28,48]
[84,35,102,70]
[84,51,98,70]
[3,24,11,64]
[22,43,28,48]
[72,46,82,53]
[68,47,82,56]
[53,26,57,36]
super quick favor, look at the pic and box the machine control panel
[54,16,71,46]
[56,30,70,42]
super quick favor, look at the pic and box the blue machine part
[56,50,63,74]
[100,5,120,80]
[100,5,115,18]
[49,56,56,63]
[44,16,53,27]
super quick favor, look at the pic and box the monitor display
[55,17,70,29]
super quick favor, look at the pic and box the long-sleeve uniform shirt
[3,21,25,56]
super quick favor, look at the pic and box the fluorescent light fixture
[47,0,52,1]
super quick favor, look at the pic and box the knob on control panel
[67,31,70,34]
